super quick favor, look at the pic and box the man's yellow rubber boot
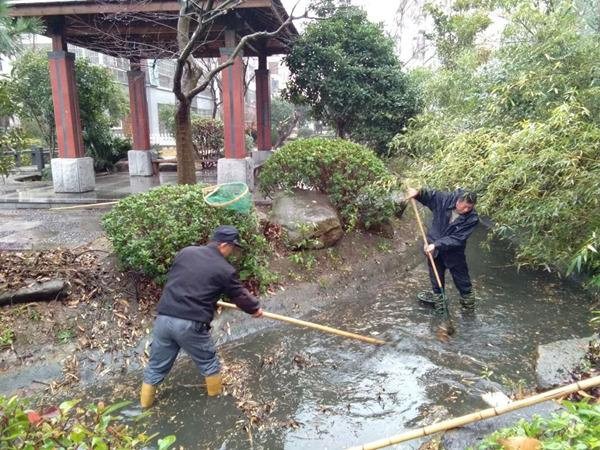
[205,373,222,396]
[140,383,156,408]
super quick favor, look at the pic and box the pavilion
[8,0,298,193]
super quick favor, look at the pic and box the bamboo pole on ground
[50,201,119,211]
[50,186,216,211]
[216,301,385,345]
[346,375,600,450]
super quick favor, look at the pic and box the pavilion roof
[8,0,299,59]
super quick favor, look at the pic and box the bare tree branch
[187,9,304,99]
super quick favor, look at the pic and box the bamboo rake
[410,198,444,291]
[346,375,600,450]
[216,301,385,345]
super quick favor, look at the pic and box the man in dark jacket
[406,187,479,311]
[140,225,263,408]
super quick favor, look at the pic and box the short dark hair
[459,191,477,205]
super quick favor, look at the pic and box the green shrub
[158,104,177,135]
[259,138,399,228]
[0,154,14,181]
[474,401,600,450]
[102,185,273,288]
[18,150,32,166]
[0,128,35,180]
[190,117,224,158]
[0,128,34,154]
[9,51,129,158]
[0,395,176,449]
[41,166,52,181]
[84,127,131,172]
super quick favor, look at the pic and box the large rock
[535,335,597,389]
[270,190,343,249]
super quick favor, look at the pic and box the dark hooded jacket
[157,243,259,324]
[416,189,479,252]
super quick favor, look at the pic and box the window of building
[271,79,279,93]
[158,103,175,135]
[156,60,176,89]
[103,55,129,85]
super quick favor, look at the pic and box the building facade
[2,34,217,147]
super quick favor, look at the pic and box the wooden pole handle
[216,301,385,345]
[50,201,119,211]
[410,198,444,291]
[346,374,600,450]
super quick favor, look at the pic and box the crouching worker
[140,225,263,408]
[406,187,479,311]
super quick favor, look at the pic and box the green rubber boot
[460,293,476,310]
[434,296,448,317]
[417,291,443,305]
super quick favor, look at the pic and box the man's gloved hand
[252,308,263,318]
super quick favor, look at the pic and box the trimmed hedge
[190,117,224,157]
[102,185,273,288]
[259,138,399,228]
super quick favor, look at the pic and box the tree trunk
[274,111,299,148]
[210,82,221,119]
[175,98,197,184]
[336,121,346,139]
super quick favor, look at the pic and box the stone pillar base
[51,157,95,193]
[128,150,153,176]
[251,150,273,167]
[217,157,254,190]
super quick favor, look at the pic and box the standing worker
[406,187,479,311]
[140,225,263,408]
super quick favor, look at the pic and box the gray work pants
[143,314,220,385]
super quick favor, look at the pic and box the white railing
[111,129,176,147]
[151,133,176,146]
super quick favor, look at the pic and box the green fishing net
[203,182,252,213]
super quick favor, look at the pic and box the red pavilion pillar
[127,59,153,176]
[217,31,253,188]
[48,28,95,192]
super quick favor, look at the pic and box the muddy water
[99,226,593,449]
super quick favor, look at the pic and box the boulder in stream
[535,335,597,390]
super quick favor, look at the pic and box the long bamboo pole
[346,375,600,450]
[50,201,119,211]
[410,198,444,291]
[50,186,216,211]
[410,197,453,332]
[216,301,385,345]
